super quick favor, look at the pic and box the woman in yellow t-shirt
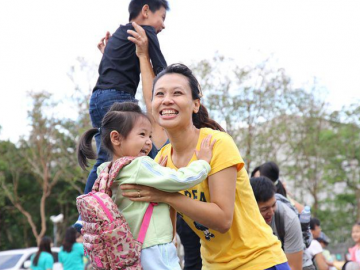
[119,63,288,270]
[118,26,289,270]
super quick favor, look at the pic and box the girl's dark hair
[128,0,170,21]
[33,236,52,266]
[259,161,287,197]
[153,63,225,132]
[77,102,150,170]
[63,227,77,253]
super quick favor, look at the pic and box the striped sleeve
[134,157,210,192]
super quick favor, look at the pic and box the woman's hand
[121,184,172,203]
[127,22,149,58]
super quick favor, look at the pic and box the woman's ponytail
[193,105,225,132]
[77,128,98,170]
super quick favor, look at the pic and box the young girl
[30,236,54,270]
[349,222,360,263]
[77,101,214,270]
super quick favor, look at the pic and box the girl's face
[352,224,360,243]
[152,73,200,130]
[112,117,152,159]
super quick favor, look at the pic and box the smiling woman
[120,63,290,270]
[76,101,217,270]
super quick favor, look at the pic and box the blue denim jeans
[265,262,291,270]
[83,89,137,194]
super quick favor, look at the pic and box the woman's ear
[110,130,122,146]
[193,99,200,113]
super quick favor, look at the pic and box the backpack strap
[274,200,285,250]
[137,202,158,243]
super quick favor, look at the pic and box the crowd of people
[30,0,359,269]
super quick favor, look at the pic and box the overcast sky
[1,0,359,141]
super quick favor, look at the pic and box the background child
[77,102,214,270]
[85,0,169,195]
[349,222,360,263]
[30,236,54,270]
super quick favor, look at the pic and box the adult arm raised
[121,165,237,233]
[127,22,167,148]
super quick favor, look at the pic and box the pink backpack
[76,157,156,270]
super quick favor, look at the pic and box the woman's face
[152,73,200,130]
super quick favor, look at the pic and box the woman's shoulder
[41,251,54,260]
[157,143,172,155]
[200,128,236,145]
[74,242,84,250]
[200,127,231,138]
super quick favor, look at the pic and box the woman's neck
[166,125,200,167]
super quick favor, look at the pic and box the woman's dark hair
[259,161,287,197]
[63,227,77,253]
[250,176,276,203]
[33,236,52,266]
[77,102,150,170]
[128,0,170,21]
[153,63,225,132]
[259,161,279,182]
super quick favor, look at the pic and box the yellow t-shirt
[156,128,287,270]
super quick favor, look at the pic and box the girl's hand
[120,184,171,203]
[127,22,149,58]
[195,135,216,164]
[158,155,168,167]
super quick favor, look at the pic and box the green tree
[0,92,84,245]
[192,56,294,172]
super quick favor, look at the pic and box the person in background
[349,222,360,263]
[250,166,261,178]
[250,176,315,270]
[258,161,305,213]
[317,232,337,270]
[342,262,360,270]
[307,218,329,270]
[30,236,54,270]
[59,227,84,270]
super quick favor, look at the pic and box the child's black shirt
[93,23,167,96]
